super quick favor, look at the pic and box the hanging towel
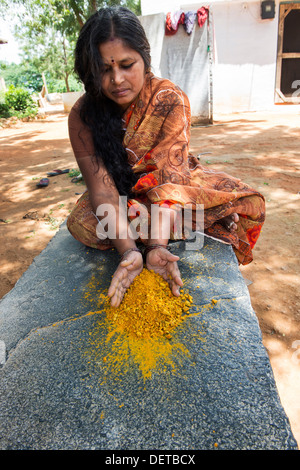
[165,11,185,36]
[197,7,209,27]
[183,11,197,35]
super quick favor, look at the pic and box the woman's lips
[112,88,129,97]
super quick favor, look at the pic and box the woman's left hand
[146,247,183,296]
[108,251,143,307]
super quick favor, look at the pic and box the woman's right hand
[107,250,143,307]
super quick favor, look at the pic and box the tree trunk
[62,37,70,92]
[65,73,70,92]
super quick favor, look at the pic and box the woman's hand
[146,247,183,296]
[108,251,143,307]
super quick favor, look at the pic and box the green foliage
[0,101,11,118]
[0,61,43,93]
[45,75,83,93]
[0,60,83,96]
[5,85,34,111]
[0,85,38,119]
[0,0,141,92]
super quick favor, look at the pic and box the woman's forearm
[76,156,138,255]
[91,189,138,255]
[147,206,177,247]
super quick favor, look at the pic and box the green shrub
[5,85,37,112]
[0,101,11,118]
[1,85,38,119]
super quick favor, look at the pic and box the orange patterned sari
[67,73,265,265]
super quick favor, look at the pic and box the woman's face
[99,38,145,110]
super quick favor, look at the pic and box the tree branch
[69,0,85,27]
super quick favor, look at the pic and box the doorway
[275,2,300,103]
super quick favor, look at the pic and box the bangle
[144,244,171,257]
[120,247,142,261]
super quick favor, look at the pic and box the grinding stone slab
[0,222,297,450]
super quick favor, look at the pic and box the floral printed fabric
[67,73,265,265]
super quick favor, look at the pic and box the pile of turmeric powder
[105,268,193,340]
[85,269,195,381]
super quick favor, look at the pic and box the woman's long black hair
[74,7,151,196]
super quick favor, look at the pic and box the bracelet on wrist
[120,247,142,261]
[143,244,171,258]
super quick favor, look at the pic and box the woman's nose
[111,67,124,85]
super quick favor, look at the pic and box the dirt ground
[1,106,299,448]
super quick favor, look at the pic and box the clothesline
[165,7,209,36]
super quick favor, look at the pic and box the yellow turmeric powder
[85,268,195,380]
[105,269,194,341]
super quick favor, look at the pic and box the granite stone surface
[0,223,297,450]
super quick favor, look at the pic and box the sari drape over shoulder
[67,73,265,265]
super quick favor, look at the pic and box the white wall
[141,0,181,15]
[210,0,279,113]
[139,12,212,123]
[141,0,280,114]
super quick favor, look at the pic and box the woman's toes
[228,221,237,232]
[232,213,239,223]
[221,213,239,232]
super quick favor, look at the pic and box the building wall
[210,0,279,113]
[139,12,212,123]
[141,0,280,114]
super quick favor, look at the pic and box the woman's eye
[102,62,135,73]
[122,63,134,69]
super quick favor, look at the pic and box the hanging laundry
[165,10,185,36]
[165,13,176,35]
[197,7,209,27]
[183,11,197,35]
[170,10,184,29]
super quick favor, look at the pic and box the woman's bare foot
[220,213,239,232]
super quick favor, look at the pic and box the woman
[67,6,265,307]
